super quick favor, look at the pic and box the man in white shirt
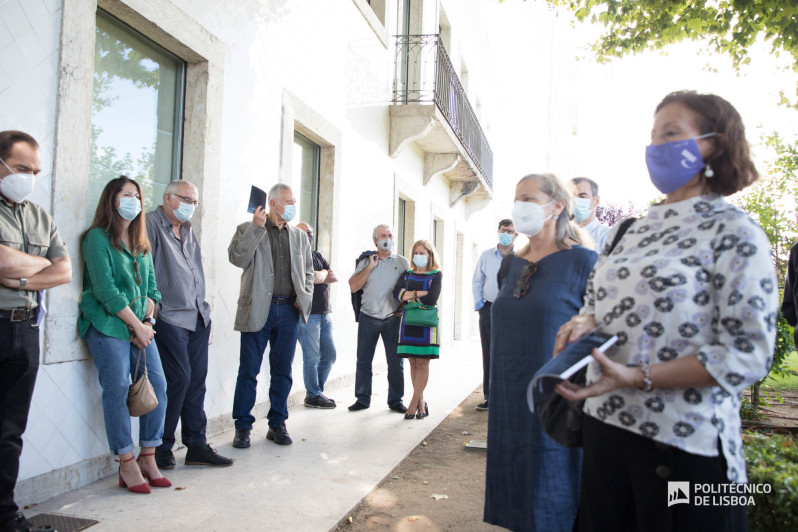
[471,219,516,411]
[568,177,611,253]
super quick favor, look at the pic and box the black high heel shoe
[415,402,429,419]
[404,411,415,420]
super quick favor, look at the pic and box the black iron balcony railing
[392,34,493,190]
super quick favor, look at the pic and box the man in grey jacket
[228,183,313,447]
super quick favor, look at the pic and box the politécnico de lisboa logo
[668,482,690,507]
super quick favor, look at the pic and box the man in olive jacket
[228,183,313,447]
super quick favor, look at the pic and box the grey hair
[570,177,599,197]
[518,173,587,250]
[268,183,292,203]
[164,180,196,196]
[372,224,391,241]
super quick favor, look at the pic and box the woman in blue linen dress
[484,173,598,532]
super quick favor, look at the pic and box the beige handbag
[127,348,158,417]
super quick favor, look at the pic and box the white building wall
[0,0,497,503]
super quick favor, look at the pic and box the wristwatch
[142,315,156,326]
[18,278,27,290]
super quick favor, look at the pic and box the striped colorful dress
[392,269,442,358]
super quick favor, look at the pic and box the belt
[272,296,295,305]
[0,308,37,322]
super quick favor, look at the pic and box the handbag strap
[132,348,147,381]
[606,217,637,255]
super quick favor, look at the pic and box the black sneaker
[348,401,369,411]
[266,424,293,445]
[476,401,489,411]
[155,447,176,469]
[305,395,336,409]
[232,428,251,449]
[389,403,408,413]
[1,512,51,532]
[185,444,234,467]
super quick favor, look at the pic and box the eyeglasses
[513,261,538,299]
[174,193,199,206]
[133,258,142,286]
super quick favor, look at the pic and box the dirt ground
[332,389,503,532]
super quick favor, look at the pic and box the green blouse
[79,227,161,340]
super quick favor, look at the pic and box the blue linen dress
[484,246,597,532]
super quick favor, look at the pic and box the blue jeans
[233,303,299,429]
[84,325,167,455]
[354,313,404,407]
[298,313,337,398]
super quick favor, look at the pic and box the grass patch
[762,351,798,394]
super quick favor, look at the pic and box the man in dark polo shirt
[0,131,71,532]
[295,222,338,409]
[147,180,232,469]
[228,184,313,447]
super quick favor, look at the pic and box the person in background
[555,91,777,531]
[781,214,798,349]
[147,180,233,469]
[296,222,338,409]
[568,177,611,252]
[228,184,313,448]
[484,173,597,532]
[0,131,72,531]
[348,225,409,413]
[393,240,442,419]
[80,176,169,494]
[472,219,516,411]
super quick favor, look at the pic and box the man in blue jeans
[348,224,409,413]
[228,184,313,447]
[296,223,338,409]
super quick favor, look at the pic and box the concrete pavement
[24,340,483,531]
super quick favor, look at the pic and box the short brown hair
[656,91,758,196]
[0,131,39,161]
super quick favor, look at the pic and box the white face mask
[377,238,394,252]
[0,157,36,203]
[512,200,554,237]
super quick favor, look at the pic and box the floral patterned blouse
[581,194,778,482]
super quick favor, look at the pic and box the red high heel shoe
[116,456,151,494]
[137,452,172,488]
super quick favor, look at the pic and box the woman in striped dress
[392,240,443,419]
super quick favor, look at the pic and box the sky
[480,0,798,217]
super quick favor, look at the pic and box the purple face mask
[645,133,716,194]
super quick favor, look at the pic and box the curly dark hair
[656,91,758,196]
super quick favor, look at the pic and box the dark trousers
[0,317,39,522]
[478,303,492,400]
[233,303,299,429]
[578,415,748,532]
[154,314,211,450]
[354,313,404,407]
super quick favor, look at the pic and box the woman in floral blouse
[555,91,778,531]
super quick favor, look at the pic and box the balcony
[390,34,493,206]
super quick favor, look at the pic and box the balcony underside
[389,103,491,207]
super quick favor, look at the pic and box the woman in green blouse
[80,176,169,494]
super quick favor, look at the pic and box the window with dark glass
[293,132,321,244]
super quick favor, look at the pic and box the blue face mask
[275,200,296,222]
[173,200,195,222]
[413,254,429,269]
[645,133,716,194]
[118,196,142,221]
[498,232,514,247]
[572,197,593,223]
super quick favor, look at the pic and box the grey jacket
[228,221,314,332]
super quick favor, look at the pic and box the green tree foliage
[546,0,798,105]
